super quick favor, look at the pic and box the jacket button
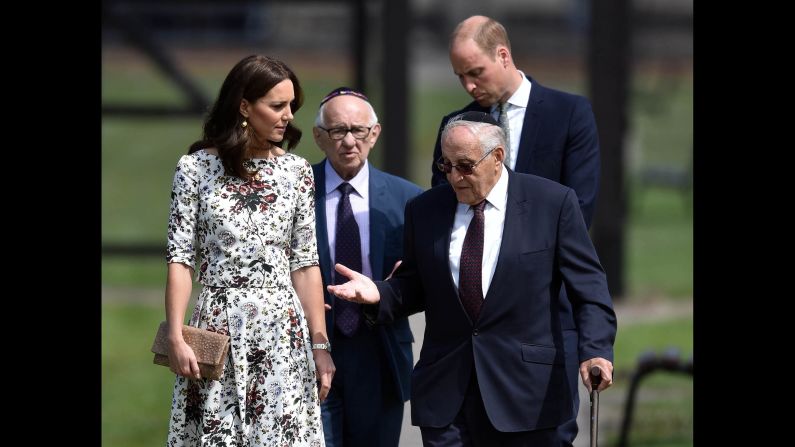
[473,329,479,336]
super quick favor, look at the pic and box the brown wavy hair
[188,55,304,179]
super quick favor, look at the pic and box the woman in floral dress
[163,54,334,446]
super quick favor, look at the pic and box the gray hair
[314,99,378,128]
[441,114,506,156]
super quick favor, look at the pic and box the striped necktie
[499,102,511,167]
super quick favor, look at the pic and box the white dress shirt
[448,165,509,298]
[324,160,373,279]
[491,73,532,170]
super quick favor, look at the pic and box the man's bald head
[450,15,511,58]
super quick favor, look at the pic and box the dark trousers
[557,328,581,447]
[321,326,404,447]
[556,409,578,447]
[420,370,558,447]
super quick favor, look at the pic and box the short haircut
[451,17,512,58]
[441,113,506,157]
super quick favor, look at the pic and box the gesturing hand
[326,263,381,304]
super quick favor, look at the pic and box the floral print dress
[165,149,324,447]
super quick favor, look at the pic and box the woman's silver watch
[311,341,332,353]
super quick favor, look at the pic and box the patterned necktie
[499,102,511,167]
[334,182,362,336]
[458,200,486,323]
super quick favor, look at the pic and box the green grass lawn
[101,52,692,445]
[103,182,693,298]
[626,186,693,299]
[609,317,693,447]
[102,302,175,447]
[103,185,693,298]
[614,317,692,374]
[102,302,692,447]
[102,72,693,298]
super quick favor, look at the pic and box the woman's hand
[168,337,202,380]
[313,349,335,402]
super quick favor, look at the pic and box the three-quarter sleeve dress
[165,149,324,447]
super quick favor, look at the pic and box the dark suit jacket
[373,169,616,431]
[431,76,600,228]
[313,161,423,402]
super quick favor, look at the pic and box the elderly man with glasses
[311,87,424,447]
[328,111,616,447]
[432,17,603,445]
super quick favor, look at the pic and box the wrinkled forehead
[322,95,371,124]
[442,126,481,160]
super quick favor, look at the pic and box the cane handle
[590,365,602,388]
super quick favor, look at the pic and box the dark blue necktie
[459,200,486,323]
[334,183,362,336]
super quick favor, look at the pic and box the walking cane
[589,366,602,447]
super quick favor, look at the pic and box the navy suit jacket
[431,76,600,228]
[373,170,616,431]
[313,161,423,402]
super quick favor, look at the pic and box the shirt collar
[485,164,509,212]
[491,71,532,113]
[325,159,369,199]
[458,164,509,213]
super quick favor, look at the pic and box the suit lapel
[483,171,528,307]
[434,187,459,292]
[312,161,332,295]
[514,77,544,173]
[368,167,386,280]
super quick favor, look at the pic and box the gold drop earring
[241,119,248,128]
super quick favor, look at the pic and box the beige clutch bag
[151,321,231,380]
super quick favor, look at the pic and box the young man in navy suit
[331,112,615,447]
[431,16,603,445]
[431,15,600,226]
[311,87,423,447]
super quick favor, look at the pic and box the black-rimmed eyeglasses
[436,147,496,176]
[318,126,373,140]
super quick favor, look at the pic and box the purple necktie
[458,200,486,323]
[334,183,362,336]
